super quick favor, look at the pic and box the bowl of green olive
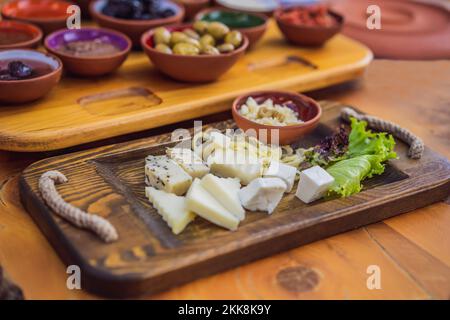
[141,21,249,82]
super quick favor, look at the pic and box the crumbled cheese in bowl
[239,97,303,126]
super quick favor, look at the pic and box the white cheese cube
[145,155,192,196]
[167,148,210,178]
[295,165,335,203]
[264,161,297,192]
[186,179,239,231]
[200,174,245,221]
[208,131,232,149]
[238,177,287,214]
[145,187,195,234]
[208,150,262,185]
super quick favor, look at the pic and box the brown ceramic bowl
[232,91,322,145]
[274,7,343,47]
[45,27,131,77]
[90,0,185,47]
[141,23,248,82]
[1,0,73,35]
[179,0,210,21]
[73,0,93,19]
[214,0,276,16]
[0,49,62,104]
[194,7,268,48]
[0,20,43,49]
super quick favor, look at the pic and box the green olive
[217,43,235,53]
[170,31,189,46]
[155,43,172,54]
[182,37,200,48]
[225,30,243,47]
[207,22,230,40]
[173,42,200,55]
[199,34,215,47]
[183,29,200,40]
[193,20,209,34]
[153,27,171,45]
[200,44,220,55]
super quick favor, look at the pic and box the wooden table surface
[0,59,449,299]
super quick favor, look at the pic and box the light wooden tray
[20,102,450,297]
[0,21,372,152]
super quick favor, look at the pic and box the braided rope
[341,107,424,159]
[38,171,118,243]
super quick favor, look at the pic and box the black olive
[5,61,33,79]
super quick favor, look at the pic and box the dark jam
[0,29,34,45]
[102,0,175,20]
[0,60,53,81]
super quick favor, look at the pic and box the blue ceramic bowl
[44,27,131,76]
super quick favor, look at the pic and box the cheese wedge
[145,155,192,196]
[145,187,195,234]
[200,174,245,221]
[238,177,286,214]
[208,149,262,185]
[167,148,210,178]
[186,179,239,231]
[264,161,297,192]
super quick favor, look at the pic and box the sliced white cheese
[145,187,195,234]
[208,131,232,149]
[238,177,286,214]
[186,178,239,231]
[200,174,245,221]
[145,155,192,196]
[207,149,262,185]
[264,161,297,192]
[295,165,335,203]
[167,147,210,178]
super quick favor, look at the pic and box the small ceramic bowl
[179,0,210,21]
[73,0,94,19]
[195,7,268,48]
[215,0,277,16]
[232,91,322,145]
[45,27,131,77]
[0,20,43,49]
[141,23,248,82]
[0,49,62,104]
[1,0,73,35]
[274,7,343,47]
[90,0,185,47]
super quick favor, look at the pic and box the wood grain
[18,102,450,297]
[0,60,449,300]
[0,20,372,152]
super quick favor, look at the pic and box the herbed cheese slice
[200,174,245,221]
[264,161,297,192]
[145,187,195,234]
[145,155,192,196]
[167,148,210,178]
[186,179,239,231]
[238,177,287,214]
[295,165,334,203]
[207,150,262,185]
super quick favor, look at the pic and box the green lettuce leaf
[347,117,397,162]
[326,118,397,197]
[326,155,385,197]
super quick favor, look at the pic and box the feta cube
[264,161,297,192]
[295,166,335,203]
[238,177,287,214]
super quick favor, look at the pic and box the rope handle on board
[340,107,424,159]
[39,171,118,243]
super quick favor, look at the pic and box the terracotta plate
[330,0,450,59]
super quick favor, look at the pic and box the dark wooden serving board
[19,102,450,298]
